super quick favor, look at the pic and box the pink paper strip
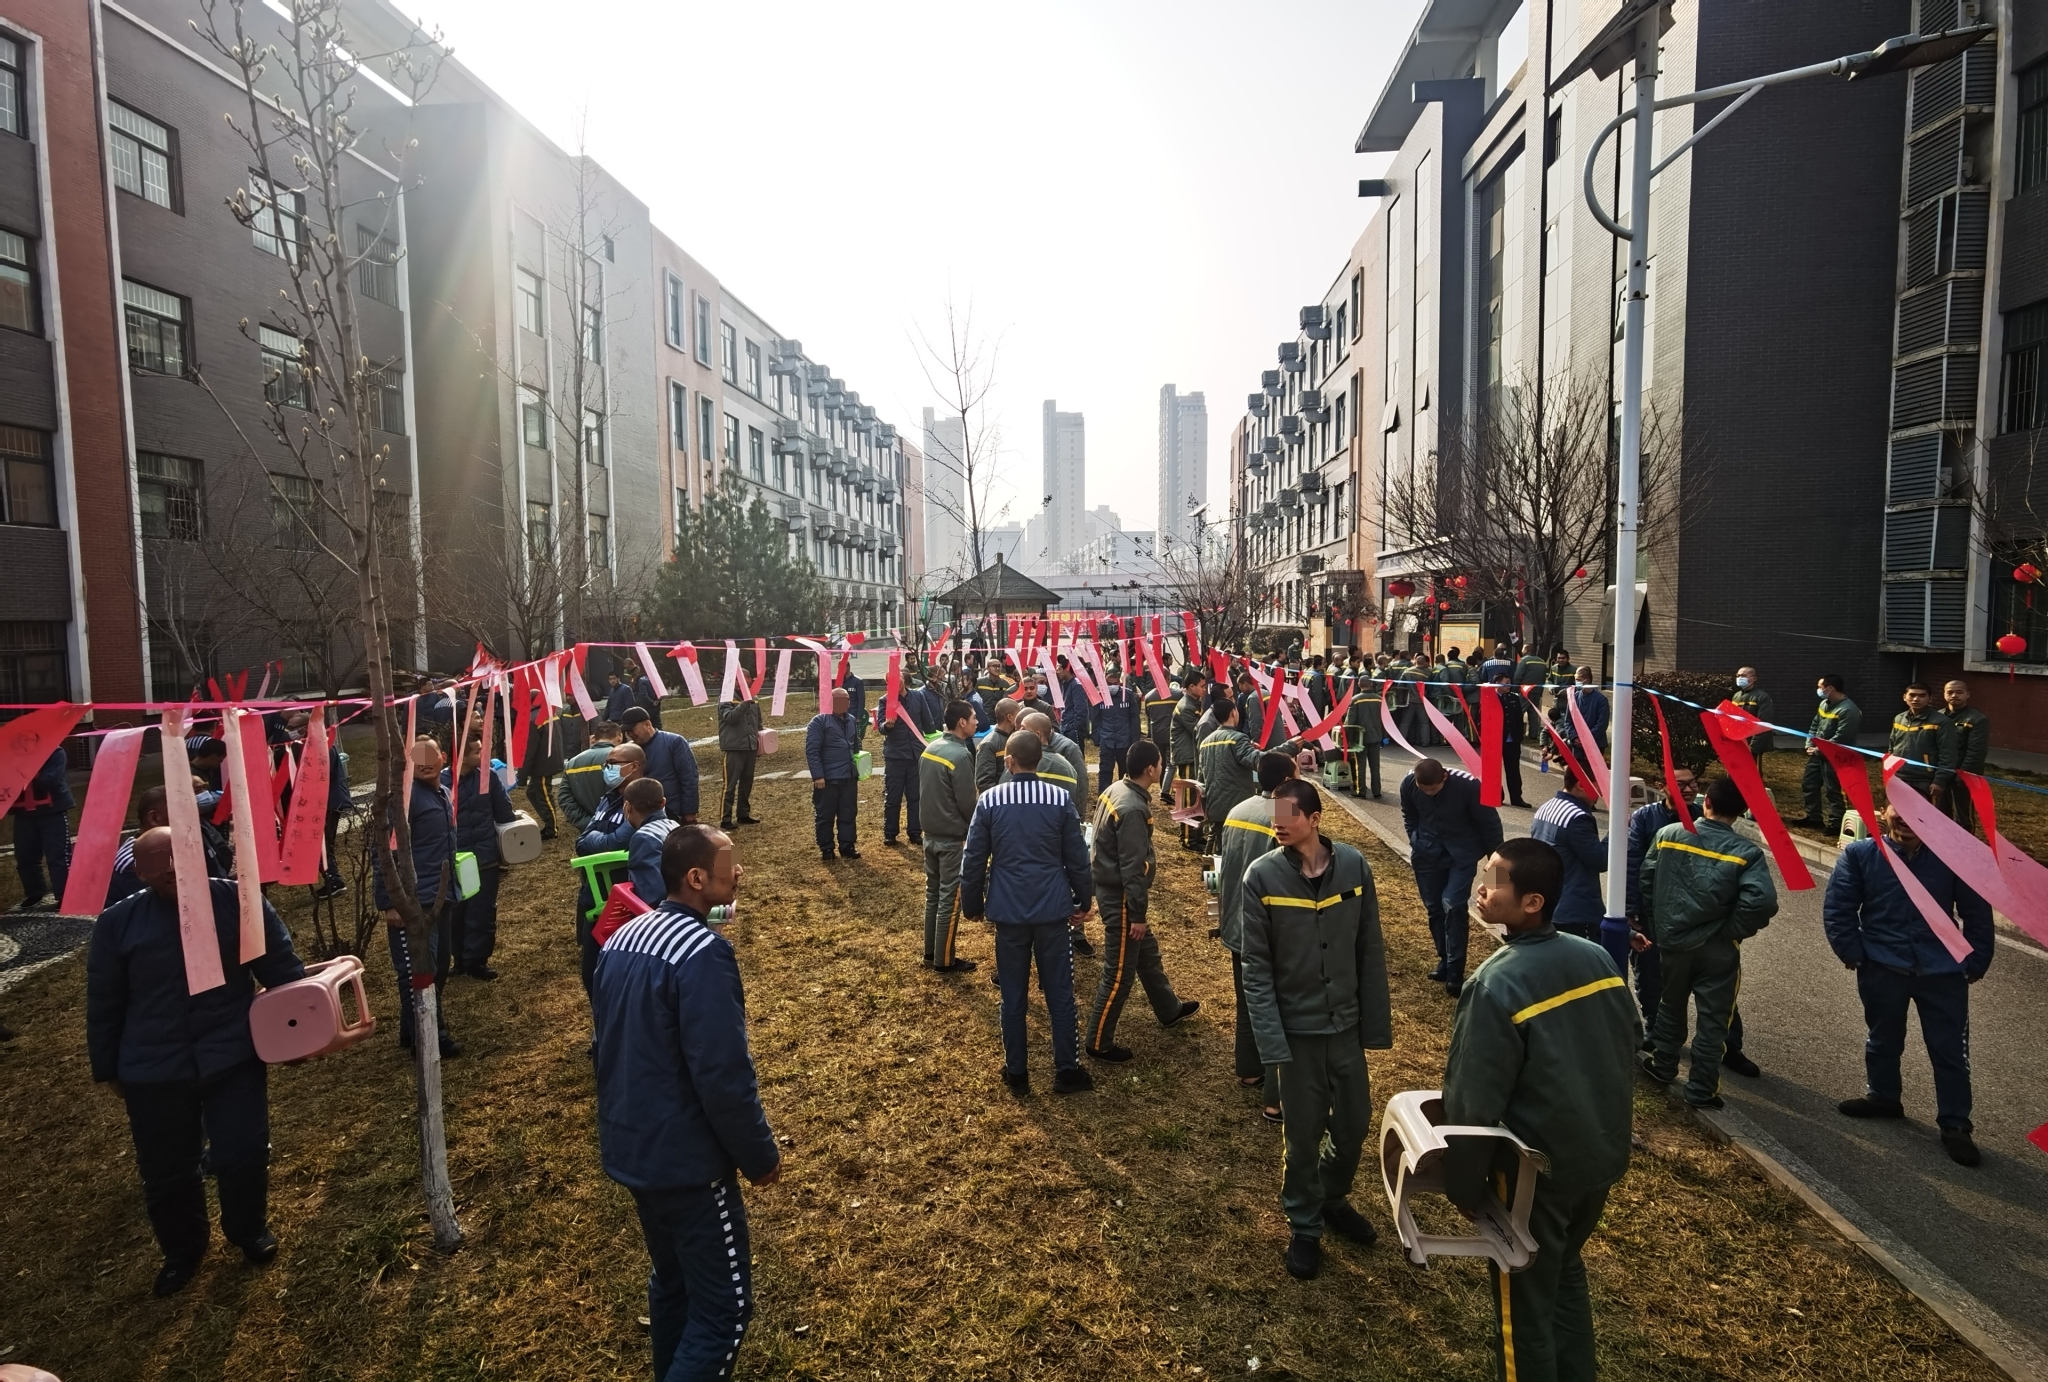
[159,713,227,994]
[1380,685,1432,763]
[278,710,330,887]
[236,707,283,883]
[1566,687,1611,803]
[0,702,86,817]
[772,649,793,716]
[1038,645,1065,713]
[1421,695,1484,780]
[1141,634,1172,701]
[635,642,670,700]
[568,648,599,722]
[220,709,267,963]
[59,726,145,915]
[721,641,743,703]
[1881,762,2048,949]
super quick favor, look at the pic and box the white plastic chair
[1379,1089,1548,1270]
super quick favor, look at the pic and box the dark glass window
[2003,300,2048,434]
[123,279,185,374]
[0,425,55,526]
[137,452,203,540]
[0,621,68,703]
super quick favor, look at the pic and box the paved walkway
[1323,740,2048,1377]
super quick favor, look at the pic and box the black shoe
[1053,1066,1095,1094]
[1428,962,1448,982]
[438,1033,463,1059]
[1001,1067,1030,1098]
[882,837,899,845]
[1087,1044,1134,1063]
[312,877,347,899]
[1509,798,1531,808]
[1162,1000,1199,1028]
[720,820,737,831]
[821,852,836,865]
[1838,1096,1905,1119]
[154,1258,201,1297]
[1322,1200,1379,1247]
[1070,933,1095,957]
[936,958,979,973]
[1442,979,1464,999]
[840,849,862,860]
[539,831,557,842]
[1723,1051,1761,1078]
[1941,1129,1982,1167]
[1637,1052,1674,1085]
[239,1231,279,1265]
[909,836,923,846]
[1786,816,1817,828]
[737,816,762,825]
[1284,1234,1322,1280]
[465,964,499,981]
[1685,1095,1725,1111]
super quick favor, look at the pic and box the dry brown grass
[0,702,2006,1380]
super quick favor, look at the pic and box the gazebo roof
[935,554,1063,610]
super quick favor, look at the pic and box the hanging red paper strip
[1700,701,1814,891]
[0,702,87,817]
[1648,694,1697,835]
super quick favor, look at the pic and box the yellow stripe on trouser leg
[1091,901,1130,1052]
[1495,1170,1518,1382]
[943,893,960,968]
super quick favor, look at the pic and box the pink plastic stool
[1296,748,1320,777]
[249,955,376,1063]
[1170,777,1205,828]
[757,728,780,755]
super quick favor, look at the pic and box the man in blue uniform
[7,745,72,911]
[1089,667,1140,792]
[620,706,701,826]
[1399,757,1504,996]
[376,736,461,1056]
[445,732,516,980]
[805,687,863,863]
[1529,777,1605,940]
[594,825,781,1382]
[879,675,939,846]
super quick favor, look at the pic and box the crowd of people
[4,636,2013,1382]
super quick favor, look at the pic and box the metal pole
[1603,14,1659,927]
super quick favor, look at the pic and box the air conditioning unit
[1257,436,1282,455]
[1261,501,1279,520]
[878,477,898,499]
[1300,305,1330,341]
[804,363,831,386]
[1277,342,1301,365]
[1262,369,1284,397]
[1277,487,1301,509]
[1278,415,1302,437]
[1299,471,1326,494]
[881,533,898,554]
[1300,389,1324,410]
[1246,453,1267,473]
[1248,393,1269,417]
[1298,554,1325,575]
[769,341,804,376]
[807,435,833,462]
[782,502,807,531]
[828,453,849,479]
[875,423,897,446]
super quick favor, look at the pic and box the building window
[517,268,543,333]
[0,228,36,333]
[261,326,310,409]
[368,365,405,433]
[0,36,22,139]
[749,426,765,481]
[520,388,546,448]
[670,380,688,451]
[2020,60,2048,197]
[721,322,738,383]
[695,294,712,365]
[583,410,604,469]
[601,233,615,263]
[525,500,551,559]
[2004,300,2048,434]
[248,172,303,262]
[665,274,685,348]
[674,486,687,537]
[137,452,203,540]
[745,340,762,396]
[1349,269,1363,341]
[0,621,67,702]
[269,471,318,549]
[109,101,177,210]
[123,279,185,374]
[356,227,398,305]
[723,412,740,464]
[588,513,610,569]
[698,394,715,463]
[0,426,56,526]
[582,302,603,364]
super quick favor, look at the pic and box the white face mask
[1735,676,1751,690]
[1817,687,1829,699]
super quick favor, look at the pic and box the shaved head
[1020,711,1055,742]
[134,827,178,899]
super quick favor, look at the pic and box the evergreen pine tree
[647,471,828,640]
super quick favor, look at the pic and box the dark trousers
[1230,950,1280,1110]
[1096,745,1125,792]
[630,1181,754,1382]
[883,758,921,842]
[450,861,504,969]
[813,778,857,853]
[1801,750,1847,829]
[1412,853,1477,981]
[519,761,558,837]
[923,838,965,966]
[1275,1027,1371,1235]
[121,1060,271,1265]
[387,912,453,1042]
[1500,743,1525,804]
[1646,937,1741,1104]
[322,814,343,885]
[994,920,1080,1076]
[1085,887,1182,1053]
[1345,727,1381,797]
[1946,784,1978,836]
[12,811,70,902]
[1632,941,1744,1055]
[1857,965,1973,1131]
[1489,1178,1612,1382]
[721,751,756,824]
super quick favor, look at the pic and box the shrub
[1633,670,1739,777]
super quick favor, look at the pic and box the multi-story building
[920,406,968,585]
[1041,399,1086,563]
[1157,385,1207,552]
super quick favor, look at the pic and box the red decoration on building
[1573,567,1589,579]
[2015,563,2041,584]
[1995,632,2027,657]
[1386,580,1416,598]
[1451,575,1468,590]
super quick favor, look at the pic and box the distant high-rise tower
[922,407,968,577]
[1042,400,1086,563]
[1158,385,1207,550]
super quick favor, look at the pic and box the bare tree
[913,297,1008,637]
[193,0,461,1251]
[1379,373,1695,657]
[1155,510,1270,654]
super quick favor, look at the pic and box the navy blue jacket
[86,881,305,1083]
[604,682,637,723]
[1562,686,1611,749]
[374,777,456,910]
[634,675,661,717]
[843,673,868,739]
[1625,801,1678,918]
[627,818,678,904]
[640,729,701,819]
[1529,790,1607,927]
[593,901,779,1189]
[879,686,939,764]
[10,747,72,815]
[805,711,862,780]
[960,773,1091,924]
[1399,769,1505,867]
[443,763,516,866]
[1090,686,1140,752]
[107,826,231,909]
[1057,677,1091,742]
[1823,837,1995,979]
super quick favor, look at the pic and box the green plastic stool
[572,849,630,924]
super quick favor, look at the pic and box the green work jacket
[1887,707,1957,787]
[1216,792,1276,953]
[1947,705,1991,776]
[1807,695,1862,746]
[1089,778,1156,922]
[1170,693,1206,767]
[917,734,979,841]
[1638,818,1778,952]
[1238,837,1391,1065]
[1198,728,1261,823]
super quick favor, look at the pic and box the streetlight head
[1845,24,1994,80]
[1550,0,1674,92]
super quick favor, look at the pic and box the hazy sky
[407,0,1424,534]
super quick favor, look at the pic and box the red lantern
[1573,567,1589,579]
[1452,574,1469,590]
[1995,632,2027,657]
[2016,563,2042,584]
[1387,579,1416,598]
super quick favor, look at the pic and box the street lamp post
[1557,4,1995,930]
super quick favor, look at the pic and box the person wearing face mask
[574,741,647,993]
[1941,680,1992,834]
[1793,675,1862,834]
[1887,682,1959,807]
[377,735,462,1058]
[557,721,625,832]
[1731,667,1774,766]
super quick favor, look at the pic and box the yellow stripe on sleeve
[1511,975,1625,1025]
[1655,839,1748,867]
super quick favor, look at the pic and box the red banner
[1702,701,1813,891]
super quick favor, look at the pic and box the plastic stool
[756,728,780,756]
[1378,1089,1548,1270]
[497,810,543,865]
[1170,778,1205,829]
[250,956,376,1063]
[572,849,631,924]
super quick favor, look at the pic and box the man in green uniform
[1084,741,1197,1062]
[1887,682,1958,807]
[1514,647,1551,743]
[918,699,981,972]
[1732,666,1775,767]
[1201,700,1292,854]
[1143,671,1180,767]
[1402,652,1436,747]
[1220,753,1296,1120]
[1439,647,1472,738]
[1638,776,1779,1108]
[1941,680,1992,834]
[1444,836,1642,1382]
[1344,668,1384,799]
[1169,670,1208,795]
[975,698,1021,792]
[1795,675,1863,833]
[1239,779,1390,1279]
